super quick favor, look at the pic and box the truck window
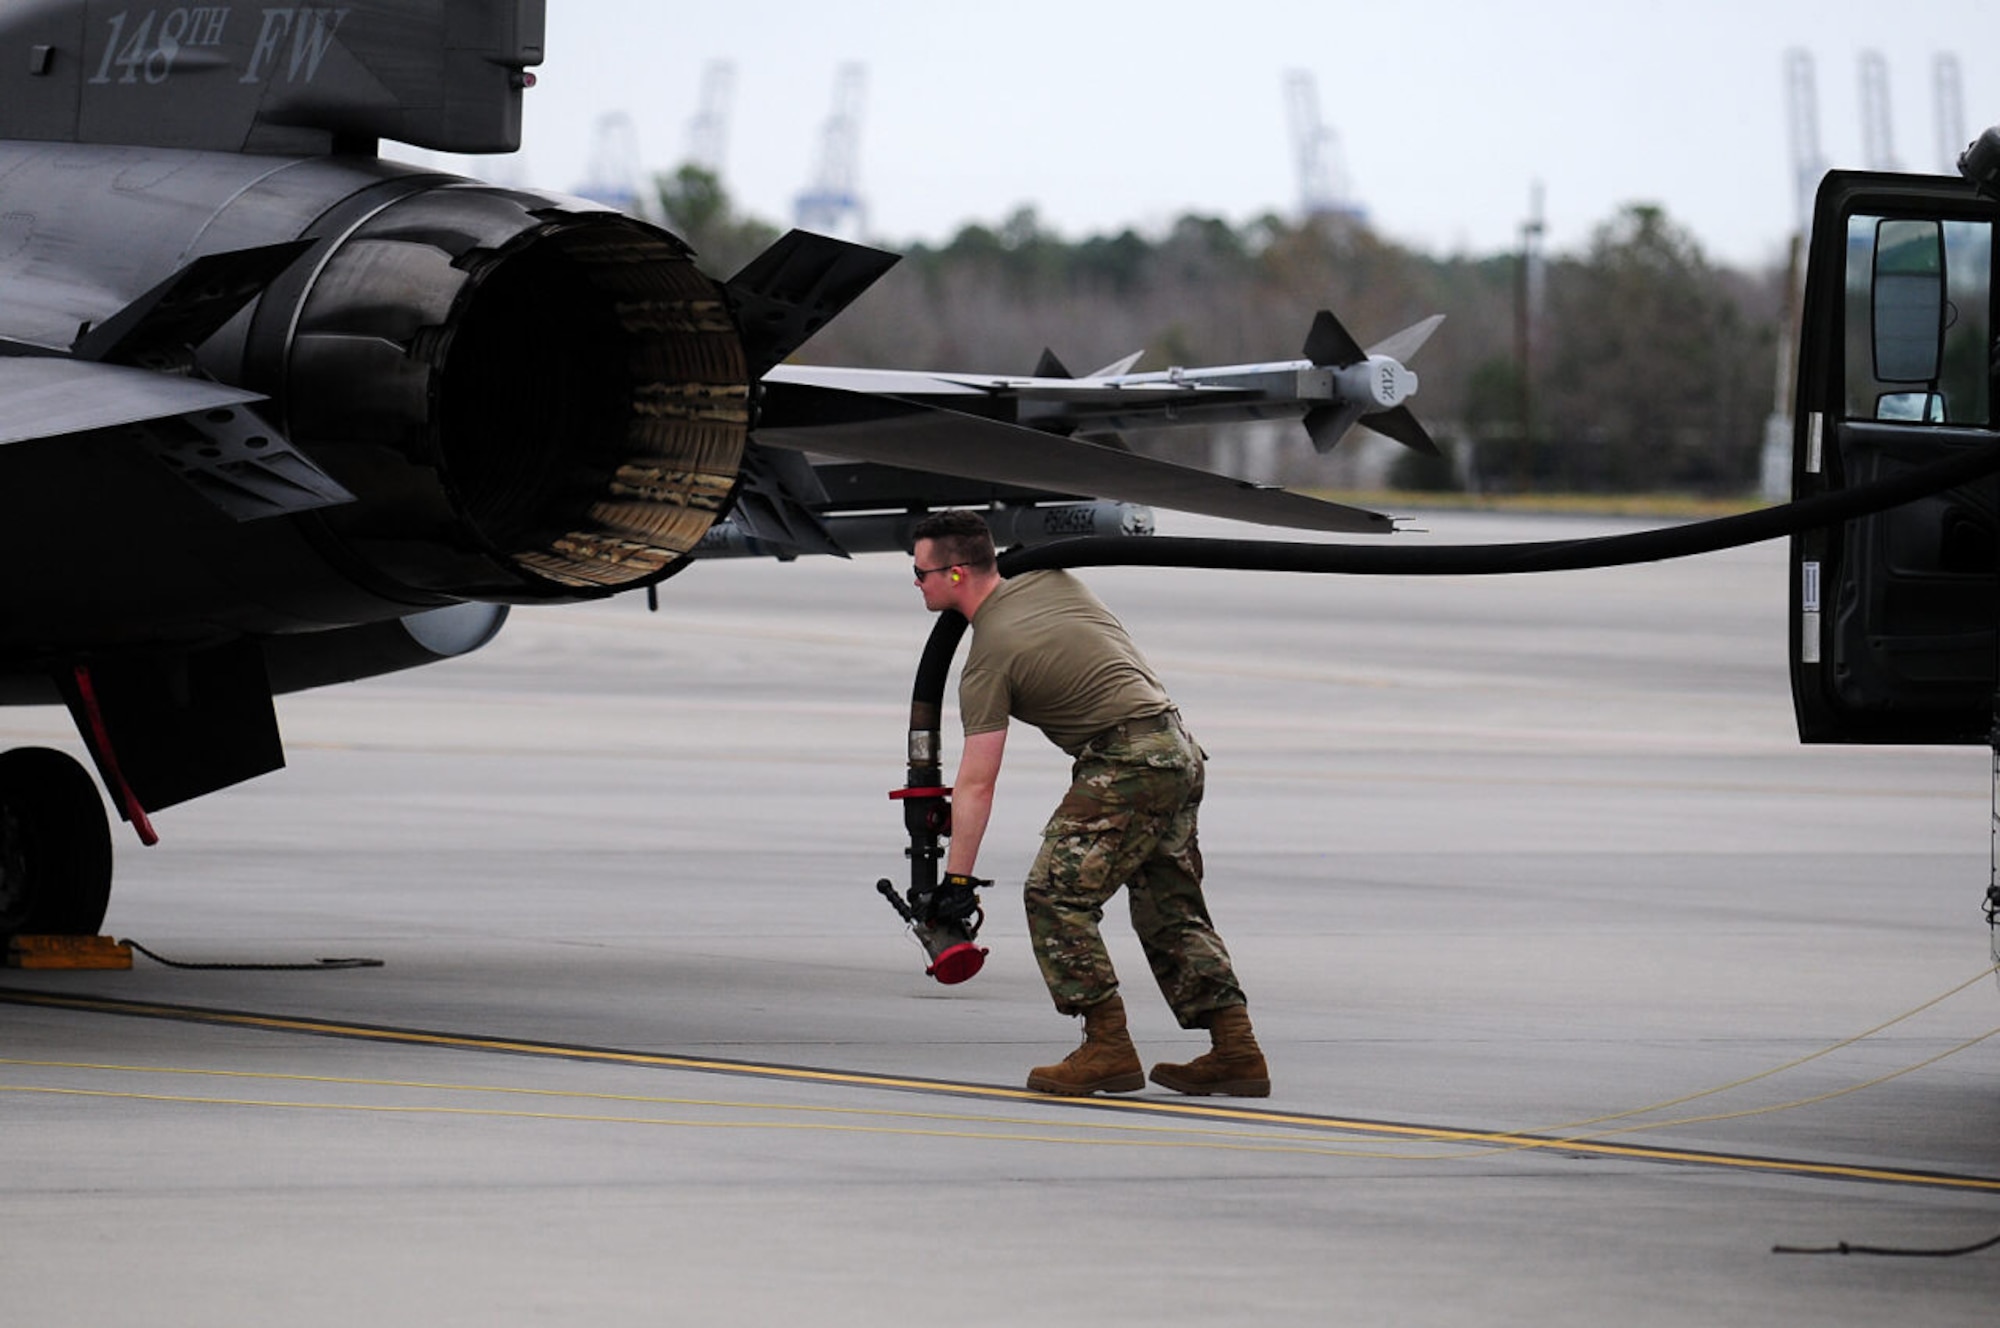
[1842,214,1993,426]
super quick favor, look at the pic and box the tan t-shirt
[959,569,1173,755]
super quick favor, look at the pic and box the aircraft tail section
[0,1,546,155]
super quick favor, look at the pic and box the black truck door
[1790,171,2000,743]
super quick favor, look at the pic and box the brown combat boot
[1026,994,1145,1095]
[1148,1005,1270,1097]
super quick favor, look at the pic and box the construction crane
[685,60,736,176]
[1765,49,1827,499]
[574,111,644,215]
[1784,48,1825,232]
[1858,50,1902,172]
[1935,53,1966,173]
[794,63,867,238]
[1283,70,1363,222]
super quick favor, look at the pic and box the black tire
[0,747,113,936]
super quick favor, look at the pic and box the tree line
[656,166,1788,495]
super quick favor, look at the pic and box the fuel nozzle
[878,783,989,984]
[876,868,988,984]
[877,608,988,983]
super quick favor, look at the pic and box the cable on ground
[120,939,382,971]
[1773,1231,2000,1258]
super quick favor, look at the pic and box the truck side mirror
[1872,218,1946,384]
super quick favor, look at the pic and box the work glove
[932,873,991,925]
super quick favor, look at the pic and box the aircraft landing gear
[0,747,113,936]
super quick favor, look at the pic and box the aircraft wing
[753,381,1393,535]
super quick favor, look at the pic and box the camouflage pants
[1024,716,1246,1026]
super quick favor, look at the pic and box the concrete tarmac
[3,510,1997,1325]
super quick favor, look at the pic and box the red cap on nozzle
[925,942,988,985]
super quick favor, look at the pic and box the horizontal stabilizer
[0,357,353,519]
[0,358,262,445]
[726,230,900,378]
[756,382,1392,535]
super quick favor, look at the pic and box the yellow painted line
[5,985,1997,1194]
[0,1056,1392,1149]
[0,1084,1410,1156]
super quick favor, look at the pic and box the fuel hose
[905,440,2000,708]
[996,441,2000,579]
[888,442,2000,974]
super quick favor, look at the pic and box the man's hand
[933,872,991,925]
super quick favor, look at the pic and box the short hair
[911,509,997,569]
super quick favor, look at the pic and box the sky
[410,0,1997,270]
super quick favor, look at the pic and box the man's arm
[946,727,1008,876]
